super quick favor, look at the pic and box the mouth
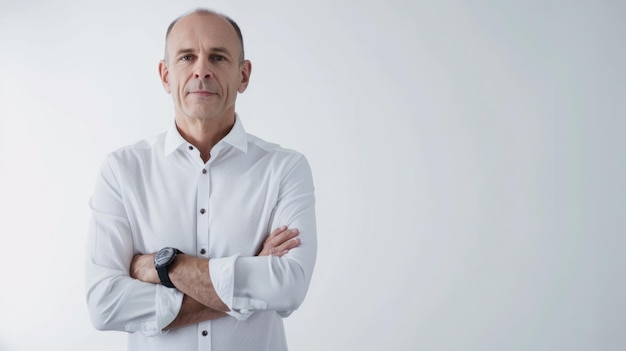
[188,90,217,97]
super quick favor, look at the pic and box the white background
[1,0,624,350]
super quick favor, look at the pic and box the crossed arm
[130,226,301,330]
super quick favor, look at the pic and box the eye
[209,54,227,62]
[180,55,194,61]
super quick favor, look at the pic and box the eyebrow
[174,47,234,58]
[174,48,195,57]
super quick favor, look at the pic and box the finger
[259,227,299,257]
[269,225,288,237]
[265,225,289,245]
[271,241,300,257]
[272,228,299,246]
[274,237,301,256]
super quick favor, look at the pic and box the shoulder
[246,133,308,165]
[107,132,165,161]
[101,132,166,174]
[245,133,313,181]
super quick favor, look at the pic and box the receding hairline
[163,8,245,63]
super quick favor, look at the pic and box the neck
[175,113,235,163]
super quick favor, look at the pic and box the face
[159,13,251,124]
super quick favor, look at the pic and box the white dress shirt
[85,116,317,350]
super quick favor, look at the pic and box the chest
[121,154,281,258]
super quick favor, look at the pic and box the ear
[158,60,171,94]
[238,60,252,93]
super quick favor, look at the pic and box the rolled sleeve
[208,255,255,320]
[154,286,184,333]
[121,287,183,335]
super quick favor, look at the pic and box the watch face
[155,247,175,267]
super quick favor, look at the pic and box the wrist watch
[154,247,182,288]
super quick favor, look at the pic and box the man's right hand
[257,225,300,257]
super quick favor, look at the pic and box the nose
[193,60,212,79]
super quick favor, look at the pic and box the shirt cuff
[156,285,184,332]
[123,285,183,336]
[209,255,253,320]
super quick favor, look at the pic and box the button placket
[196,162,210,260]
[198,320,211,350]
[197,148,222,259]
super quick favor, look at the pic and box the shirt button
[200,208,206,214]
[200,248,206,255]
[188,145,194,150]
[202,169,207,174]
[202,330,208,337]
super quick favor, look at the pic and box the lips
[188,90,217,96]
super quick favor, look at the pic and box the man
[85,8,317,350]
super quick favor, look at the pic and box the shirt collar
[221,114,248,153]
[164,114,248,157]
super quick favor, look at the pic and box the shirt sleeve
[85,154,183,335]
[209,154,317,320]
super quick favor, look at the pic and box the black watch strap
[155,248,181,289]
[156,264,176,288]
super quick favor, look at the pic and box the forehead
[167,13,238,52]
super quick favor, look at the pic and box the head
[159,9,251,124]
